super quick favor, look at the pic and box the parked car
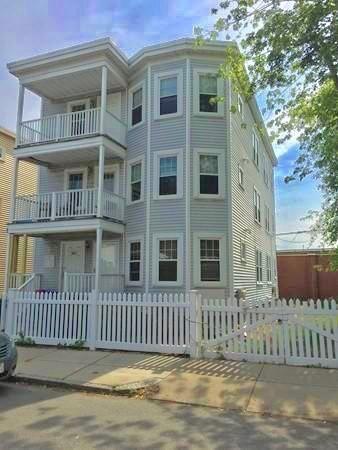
[0,332,17,380]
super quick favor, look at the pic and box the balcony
[13,188,124,224]
[18,107,126,149]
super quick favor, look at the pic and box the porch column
[100,66,108,135]
[3,235,14,293]
[94,227,103,292]
[16,83,25,146]
[97,144,105,218]
[9,157,19,223]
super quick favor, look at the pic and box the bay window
[127,156,144,204]
[153,149,183,199]
[155,70,183,119]
[153,233,183,286]
[193,148,225,199]
[193,68,224,116]
[129,81,145,128]
[126,236,143,285]
[193,233,226,287]
[256,249,263,284]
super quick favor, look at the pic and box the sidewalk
[14,346,338,422]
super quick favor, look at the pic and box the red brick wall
[277,253,338,299]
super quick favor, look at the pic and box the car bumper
[0,346,18,380]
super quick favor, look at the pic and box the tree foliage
[196,0,338,268]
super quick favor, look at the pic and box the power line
[276,230,311,236]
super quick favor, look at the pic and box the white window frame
[126,235,144,286]
[128,80,145,129]
[193,148,225,199]
[126,155,145,205]
[152,233,183,287]
[265,204,271,233]
[193,232,226,288]
[238,165,244,190]
[193,68,224,117]
[240,239,247,263]
[266,254,272,284]
[94,164,120,194]
[67,98,90,113]
[253,187,261,225]
[154,69,183,120]
[263,155,269,186]
[64,167,88,190]
[252,129,259,169]
[255,249,263,285]
[153,148,183,200]
[238,94,244,118]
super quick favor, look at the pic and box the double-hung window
[194,233,225,286]
[254,188,261,224]
[238,94,244,118]
[153,149,183,199]
[256,249,263,284]
[153,233,183,286]
[253,131,259,168]
[200,155,219,195]
[266,255,272,283]
[265,204,270,232]
[155,70,183,119]
[200,239,220,281]
[126,237,143,285]
[193,69,224,116]
[129,82,144,128]
[127,156,144,204]
[238,166,244,189]
[193,148,225,199]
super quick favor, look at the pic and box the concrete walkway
[15,346,338,422]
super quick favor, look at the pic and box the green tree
[196,0,338,268]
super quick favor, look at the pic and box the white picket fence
[3,290,338,367]
[200,297,338,368]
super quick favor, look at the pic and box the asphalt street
[0,381,337,450]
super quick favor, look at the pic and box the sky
[0,0,323,249]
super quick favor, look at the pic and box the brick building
[277,249,338,300]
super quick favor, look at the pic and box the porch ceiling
[25,66,123,101]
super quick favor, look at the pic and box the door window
[68,173,83,190]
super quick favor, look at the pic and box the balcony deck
[17,107,126,150]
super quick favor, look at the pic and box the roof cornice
[0,126,16,139]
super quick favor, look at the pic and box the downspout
[145,65,152,294]
[185,58,191,291]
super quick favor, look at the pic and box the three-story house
[6,37,278,302]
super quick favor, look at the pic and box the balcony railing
[14,188,124,223]
[64,273,124,293]
[18,107,127,147]
[9,273,41,292]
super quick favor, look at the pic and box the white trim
[237,94,244,119]
[185,58,191,291]
[255,248,263,285]
[94,163,120,195]
[154,69,183,120]
[128,80,145,129]
[193,68,224,117]
[60,240,86,289]
[238,164,245,190]
[126,155,145,205]
[66,98,90,113]
[193,147,225,199]
[63,167,88,190]
[125,235,144,286]
[226,78,234,298]
[153,148,183,200]
[145,65,152,294]
[252,128,260,169]
[193,232,226,288]
[152,232,183,287]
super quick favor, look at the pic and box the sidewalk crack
[245,363,264,412]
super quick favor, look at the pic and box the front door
[62,241,85,289]
[96,241,120,291]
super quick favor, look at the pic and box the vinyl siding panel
[230,88,277,302]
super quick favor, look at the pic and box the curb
[12,374,162,397]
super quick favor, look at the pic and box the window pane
[160,95,177,115]
[199,75,217,94]
[160,176,177,195]
[131,181,141,201]
[159,240,177,260]
[160,77,177,97]
[200,240,219,259]
[129,262,140,281]
[68,173,83,190]
[132,105,142,126]
[200,175,218,195]
[104,172,114,192]
[159,261,177,281]
[201,261,220,281]
[200,94,218,113]
[130,242,141,261]
[132,88,142,108]
[200,155,218,174]
[131,163,141,182]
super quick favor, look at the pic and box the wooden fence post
[189,290,202,358]
[89,289,98,350]
[4,289,16,337]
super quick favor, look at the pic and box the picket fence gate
[3,290,338,368]
[200,297,338,368]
